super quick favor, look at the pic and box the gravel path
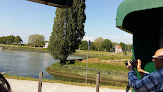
[7,78,128,92]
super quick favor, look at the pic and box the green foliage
[0,36,7,44]
[14,36,23,44]
[49,0,86,65]
[79,41,88,50]
[101,39,112,52]
[94,37,104,51]
[0,35,23,45]
[6,35,15,44]
[120,42,126,52]
[90,42,97,51]
[28,34,45,47]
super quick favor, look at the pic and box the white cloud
[82,36,94,42]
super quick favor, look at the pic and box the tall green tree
[48,0,86,65]
[94,37,104,51]
[28,34,45,47]
[14,36,23,44]
[101,39,112,52]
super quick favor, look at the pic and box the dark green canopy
[116,0,163,33]
[27,0,73,8]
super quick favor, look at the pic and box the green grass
[46,61,129,88]
[75,50,132,60]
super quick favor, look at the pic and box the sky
[0,0,133,44]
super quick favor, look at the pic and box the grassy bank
[0,44,48,52]
[75,50,132,60]
[46,60,129,88]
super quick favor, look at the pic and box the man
[127,48,163,92]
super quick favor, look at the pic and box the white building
[115,45,123,53]
[43,42,48,48]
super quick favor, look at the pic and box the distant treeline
[79,37,132,52]
[0,35,23,45]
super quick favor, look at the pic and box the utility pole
[86,40,91,83]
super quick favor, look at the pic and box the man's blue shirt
[128,68,163,92]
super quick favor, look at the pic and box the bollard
[38,72,43,92]
[96,72,100,92]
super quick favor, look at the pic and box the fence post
[38,72,43,92]
[96,72,100,92]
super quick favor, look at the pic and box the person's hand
[136,59,145,77]
[137,59,143,72]
[127,60,134,71]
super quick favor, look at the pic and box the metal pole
[96,72,100,92]
[38,72,43,92]
[85,41,90,83]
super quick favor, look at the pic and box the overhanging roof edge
[116,0,163,33]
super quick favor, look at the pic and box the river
[0,49,85,80]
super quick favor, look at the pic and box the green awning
[27,0,73,8]
[116,0,163,33]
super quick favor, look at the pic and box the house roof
[115,45,122,49]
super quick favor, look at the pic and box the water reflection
[0,49,87,83]
[0,49,57,79]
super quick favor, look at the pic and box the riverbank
[7,78,129,92]
[46,58,129,88]
[0,44,48,52]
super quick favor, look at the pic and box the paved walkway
[7,79,128,92]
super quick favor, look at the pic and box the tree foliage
[101,39,112,52]
[48,0,86,65]
[79,41,88,50]
[0,35,23,45]
[90,42,97,51]
[94,37,104,51]
[28,34,45,47]
[120,42,126,52]
[14,36,23,44]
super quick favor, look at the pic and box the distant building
[43,42,48,48]
[115,45,123,53]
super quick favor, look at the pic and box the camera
[125,60,137,67]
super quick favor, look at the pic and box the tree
[6,35,15,45]
[28,34,45,47]
[94,37,104,51]
[0,37,7,44]
[90,42,97,51]
[101,39,112,52]
[79,41,88,50]
[48,0,86,65]
[120,42,126,53]
[14,36,23,44]
[110,42,119,52]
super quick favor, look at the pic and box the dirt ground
[80,58,129,63]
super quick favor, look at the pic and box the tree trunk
[105,48,106,52]
[98,48,99,51]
